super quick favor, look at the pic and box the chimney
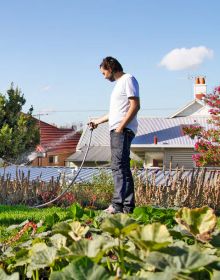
[194,76,206,100]
[154,136,158,144]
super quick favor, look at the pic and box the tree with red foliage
[183,86,220,166]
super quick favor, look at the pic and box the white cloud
[41,85,51,92]
[159,46,213,71]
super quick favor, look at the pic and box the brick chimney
[194,76,206,100]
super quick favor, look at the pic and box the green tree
[0,84,40,163]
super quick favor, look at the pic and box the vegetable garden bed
[1,204,220,279]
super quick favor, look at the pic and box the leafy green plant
[129,223,173,253]
[68,203,84,220]
[175,206,217,242]
[72,170,113,209]
[101,214,138,238]
[101,214,139,274]
[132,206,176,228]
[50,256,112,280]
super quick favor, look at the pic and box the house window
[145,152,164,168]
[153,159,163,167]
[49,155,59,164]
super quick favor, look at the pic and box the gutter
[131,144,194,149]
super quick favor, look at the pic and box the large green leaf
[87,235,117,258]
[68,221,89,241]
[29,243,57,265]
[101,213,138,237]
[69,235,117,262]
[50,256,112,280]
[13,248,30,267]
[129,223,173,251]
[52,221,72,236]
[69,239,90,257]
[145,249,218,273]
[50,233,67,249]
[175,207,217,242]
[26,242,57,277]
[0,269,19,280]
[52,220,89,241]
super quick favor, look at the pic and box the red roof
[36,119,81,153]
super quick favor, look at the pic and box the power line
[35,108,177,114]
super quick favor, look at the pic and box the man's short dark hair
[100,56,123,73]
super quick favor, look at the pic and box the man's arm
[115,97,140,133]
[88,114,109,129]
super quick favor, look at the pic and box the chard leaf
[175,207,217,242]
[132,207,151,223]
[68,203,84,220]
[83,208,96,219]
[45,213,60,228]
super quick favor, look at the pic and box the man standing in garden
[89,56,140,214]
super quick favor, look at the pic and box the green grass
[0,204,70,242]
[0,204,68,226]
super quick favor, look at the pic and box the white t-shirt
[109,73,139,134]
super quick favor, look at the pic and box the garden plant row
[1,204,220,279]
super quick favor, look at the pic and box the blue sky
[0,0,219,127]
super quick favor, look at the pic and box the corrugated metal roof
[0,166,219,185]
[66,146,142,162]
[77,116,213,148]
[135,117,212,145]
[67,146,111,162]
[0,165,112,184]
[78,122,109,148]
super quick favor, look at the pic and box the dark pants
[110,128,135,213]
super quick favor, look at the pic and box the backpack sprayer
[32,126,93,208]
